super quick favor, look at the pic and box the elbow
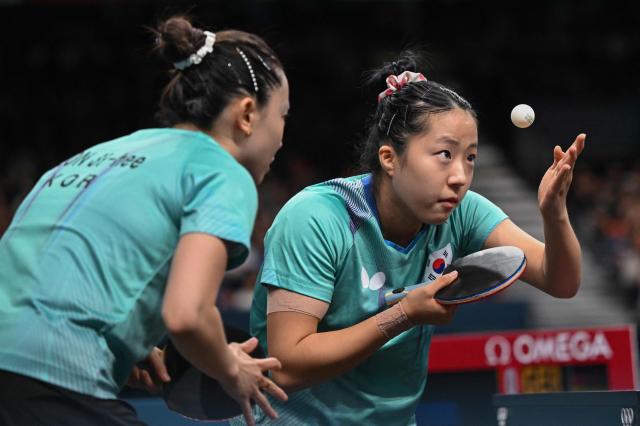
[549,280,580,299]
[270,366,306,392]
[550,289,578,299]
[270,369,293,388]
[163,310,198,336]
[162,303,210,336]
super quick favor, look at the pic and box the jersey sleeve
[179,145,258,269]
[259,191,351,303]
[455,190,508,255]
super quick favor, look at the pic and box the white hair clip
[174,31,216,70]
[236,48,258,93]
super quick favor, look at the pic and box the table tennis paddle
[162,326,264,421]
[384,246,526,305]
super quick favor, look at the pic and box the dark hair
[152,16,284,129]
[359,50,476,174]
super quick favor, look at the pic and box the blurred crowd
[0,156,38,237]
[569,161,640,315]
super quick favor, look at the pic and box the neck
[374,176,423,247]
[173,122,241,160]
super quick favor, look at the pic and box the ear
[235,96,258,137]
[378,144,397,177]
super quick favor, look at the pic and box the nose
[448,160,469,187]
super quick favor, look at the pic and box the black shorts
[0,370,146,426]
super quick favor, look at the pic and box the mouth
[438,197,459,209]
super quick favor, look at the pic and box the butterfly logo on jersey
[361,267,386,291]
[423,243,453,281]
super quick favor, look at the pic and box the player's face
[243,71,290,184]
[392,108,478,224]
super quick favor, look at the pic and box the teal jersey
[0,128,257,399]
[247,174,507,425]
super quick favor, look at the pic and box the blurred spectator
[569,161,640,315]
[218,154,323,312]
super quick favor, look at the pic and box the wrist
[216,346,240,384]
[376,302,414,339]
[540,207,570,225]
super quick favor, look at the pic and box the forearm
[268,275,456,390]
[542,213,582,298]
[269,312,393,390]
[168,306,237,381]
[163,234,237,381]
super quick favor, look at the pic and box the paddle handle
[384,281,429,305]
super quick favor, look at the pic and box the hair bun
[155,16,205,64]
[365,50,424,95]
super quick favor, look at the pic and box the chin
[420,210,453,225]
[426,217,449,225]
[255,168,271,185]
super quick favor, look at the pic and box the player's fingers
[149,348,170,382]
[429,271,458,294]
[126,368,140,388]
[140,369,155,390]
[560,134,585,168]
[573,133,586,155]
[254,389,279,420]
[558,147,577,171]
[260,379,288,402]
[549,165,571,195]
[551,146,563,168]
[435,305,457,322]
[239,337,259,353]
[255,356,282,372]
[130,366,141,384]
[241,401,256,426]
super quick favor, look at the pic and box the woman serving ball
[236,50,585,425]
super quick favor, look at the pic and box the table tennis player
[238,50,585,425]
[0,15,289,426]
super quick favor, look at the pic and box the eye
[437,150,452,160]
[467,153,477,163]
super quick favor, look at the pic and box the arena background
[2,1,639,425]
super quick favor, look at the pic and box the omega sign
[484,331,613,366]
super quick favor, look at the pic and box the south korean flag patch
[423,243,454,282]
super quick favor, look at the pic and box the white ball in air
[510,104,535,128]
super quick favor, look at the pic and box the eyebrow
[436,137,478,149]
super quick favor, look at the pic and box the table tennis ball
[510,104,535,128]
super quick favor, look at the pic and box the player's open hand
[400,271,458,325]
[126,346,171,394]
[220,337,288,426]
[538,133,586,221]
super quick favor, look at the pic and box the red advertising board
[428,325,638,393]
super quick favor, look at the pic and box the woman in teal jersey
[0,16,289,426]
[244,51,584,425]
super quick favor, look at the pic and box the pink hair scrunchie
[377,71,427,103]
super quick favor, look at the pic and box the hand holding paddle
[162,326,288,424]
[219,337,288,426]
[385,246,526,307]
[399,272,459,326]
[126,346,170,394]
